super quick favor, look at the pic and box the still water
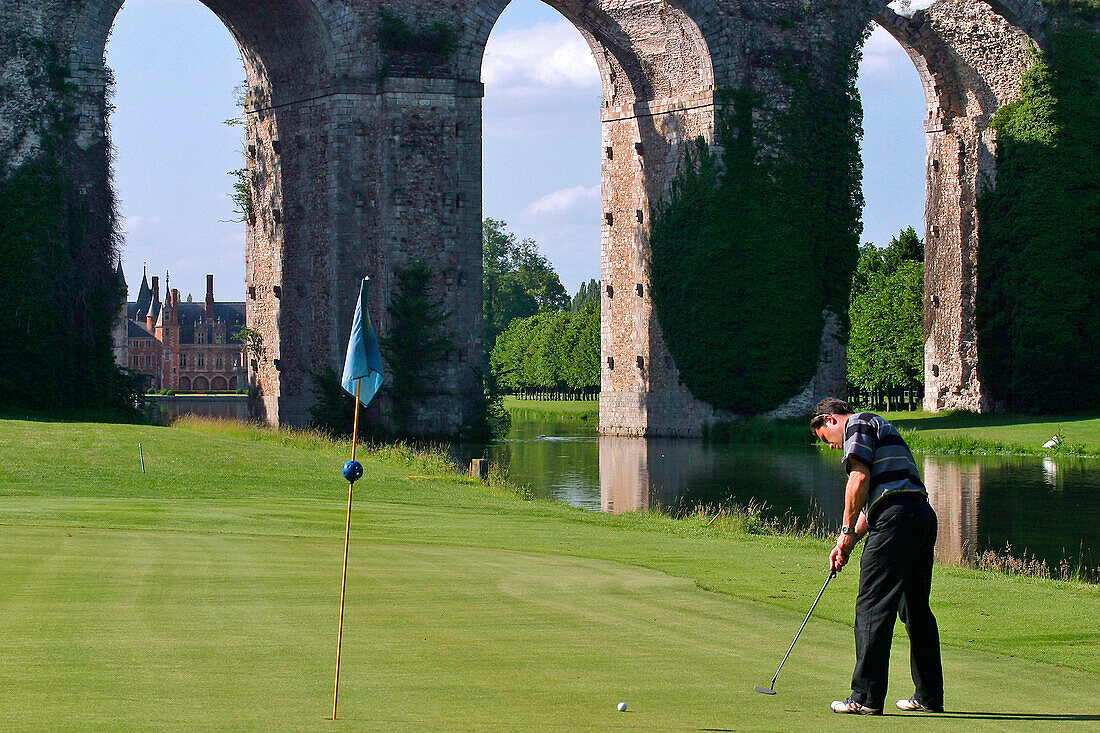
[486,415,1100,578]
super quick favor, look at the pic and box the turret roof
[134,267,152,321]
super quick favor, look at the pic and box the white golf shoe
[896,697,943,713]
[831,697,882,715]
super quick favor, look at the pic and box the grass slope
[0,418,1097,731]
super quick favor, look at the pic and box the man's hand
[830,532,859,573]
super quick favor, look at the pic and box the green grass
[703,410,1100,457]
[503,396,599,422]
[499,399,1100,457]
[0,416,1097,730]
[883,410,1100,456]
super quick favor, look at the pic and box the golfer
[811,397,944,715]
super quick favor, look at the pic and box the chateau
[119,268,246,392]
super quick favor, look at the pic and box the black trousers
[851,493,943,710]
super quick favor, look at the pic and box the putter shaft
[764,571,834,692]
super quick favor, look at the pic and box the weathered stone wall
[1,0,1068,435]
[872,1,1039,412]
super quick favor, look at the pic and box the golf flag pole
[333,277,384,721]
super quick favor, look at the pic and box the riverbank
[0,416,1095,729]
[499,398,1100,457]
[503,395,599,422]
[708,410,1100,457]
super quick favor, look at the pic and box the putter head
[754,686,776,695]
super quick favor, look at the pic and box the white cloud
[482,21,600,96]
[887,0,940,18]
[521,184,600,220]
[122,214,161,233]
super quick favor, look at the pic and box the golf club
[754,569,836,695]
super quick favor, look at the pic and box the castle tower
[156,281,180,390]
[112,261,128,367]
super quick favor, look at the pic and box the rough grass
[0,416,1097,730]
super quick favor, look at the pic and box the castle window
[180,354,188,368]
[216,357,223,369]
[145,355,152,367]
[197,354,205,368]
[197,330,206,344]
[132,356,139,367]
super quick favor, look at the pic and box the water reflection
[484,417,1099,577]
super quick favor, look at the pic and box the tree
[381,261,452,433]
[490,305,600,397]
[482,219,568,355]
[571,278,601,311]
[848,228,924,396]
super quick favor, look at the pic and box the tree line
[847,226,924,409]
[484,220,928,405]
[483,219,600,398]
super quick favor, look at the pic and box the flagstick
[333,377,362,720]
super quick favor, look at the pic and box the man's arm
[829,458,870,572]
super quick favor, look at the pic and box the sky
[106,0,927,299]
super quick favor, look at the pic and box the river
[483,414,1100,580]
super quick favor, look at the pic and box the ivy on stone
[976,22,1100,412]
[647,59,862,414]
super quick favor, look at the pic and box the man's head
[811,397,853,449]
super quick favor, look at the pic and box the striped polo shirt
[842,412,926,513]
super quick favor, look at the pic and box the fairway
[1,418,1097,730]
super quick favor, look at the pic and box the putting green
[0,523,1096,731]
[0,418,1097,730]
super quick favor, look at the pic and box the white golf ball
[617,702,627,712]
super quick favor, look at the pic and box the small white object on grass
[617,702,627,712]
[1043,435,1061,448]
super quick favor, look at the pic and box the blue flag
[341,278,384,407]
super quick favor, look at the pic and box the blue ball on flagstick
[342,460,363,483]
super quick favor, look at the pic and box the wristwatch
[840,525,858,536]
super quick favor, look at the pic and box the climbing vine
[976,19,1100,413]
[648,53,862,414]
[0,37,139,417]
[376,8,459,80]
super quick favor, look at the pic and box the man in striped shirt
[811,397,944,716]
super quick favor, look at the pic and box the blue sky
[107,0,925,298]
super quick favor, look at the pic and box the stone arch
[455,1,716,436]
[211,375,228,390]
[70,1,337,102]
[193,375,210,391]
[179,376,192,391]
[62,0,362,425]
[458,1,714,107]
[857,0,1039,412]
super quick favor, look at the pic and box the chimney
[170,289,180,325]
[147,276,160,330]
[206,274,215,319]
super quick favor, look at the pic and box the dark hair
[810,397,852,428]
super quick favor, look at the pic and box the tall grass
[702,417,814,446]
[899,428,1095,457]
[968,541,1098,584]
[171,415,461,475]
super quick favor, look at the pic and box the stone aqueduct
[3,0,1052,435]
